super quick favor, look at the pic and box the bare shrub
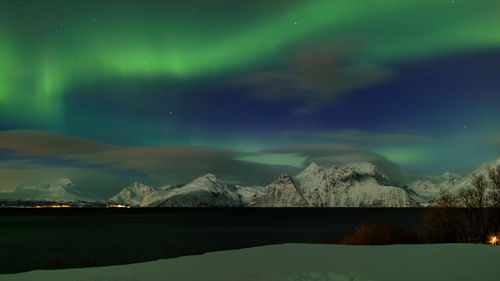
[488,165,500,235]
[342,223,419,245]
[419,165,500,243]
[419,190,466,243]
[458,174,488,243]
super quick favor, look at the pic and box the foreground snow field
[1,243,498,281]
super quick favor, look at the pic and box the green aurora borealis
[2,0,500,122]
[1,0,500,194]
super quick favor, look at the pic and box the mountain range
[106,162,418,207]
[0,178,95,202]
[2,158,499,207]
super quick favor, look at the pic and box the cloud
[71,145,300,186]
[263,144,414,183]
[0,130,110,156]
[491,135,500,149]
[0,130,425,196]
[455,134,500,146]
[233,43,392,113]
[0,130,300,196]
[0,167,120,196]
[282,129,435,145]
[451,134,500,157]
[265,143,380,164]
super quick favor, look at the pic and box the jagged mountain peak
[274,173,294,184]
[109,182,156,206]
[345,162,386,178]
[294,162,416,207]
[127,181,152,190]
[249,173,308,207]
[198,173,218,182]
[303,162,323,174]
[130,181,146,186]
[298,162,388,184]
[109,161,420,207]
[139,173,241,207]
[184,173,229,191]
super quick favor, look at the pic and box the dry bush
[418,190,467,243]
[488,165,500,235]
[458,174,489,243]
[341,223,419,245]
[419,207,466,243]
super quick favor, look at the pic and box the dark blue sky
[0,0,499,192]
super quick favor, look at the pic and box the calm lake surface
[0,208,426,274]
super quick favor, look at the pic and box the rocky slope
[109,182,157,206]
[249,174,308,207]
[294,163,418,207]
[408,172,463,202]
[108,162,419,207]
[140,174,241,207]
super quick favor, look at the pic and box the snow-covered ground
[1,243,498,281]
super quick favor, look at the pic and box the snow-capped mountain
[0,178,91,202]
[407,157,500,202]
[408,172,463,202]
[249,174,308,207]
[109,182,157,206]
[294,162,418,207]
[139,187,173,207]
[108,163,419,207]
[455,157,500,192]
[234,185,264,205]
[140,174,241,207]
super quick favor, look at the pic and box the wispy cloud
[231,43,391,113]
[282,129,435,145]
[0,130,414,194]
[0,130,301,195]
[0,130,110,156]
[262,143,413,183]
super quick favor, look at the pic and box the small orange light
[490,236,497,245]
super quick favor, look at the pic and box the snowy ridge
[108,162,418,207]
[235,185,264,205]
[249,174,308,207]
[407,157,500,202]
[4,158,500,207]
[453,157,500,193]
[107,158,500,207]
[141,174,241,207]
[295,163,417,207]
[109,182,157,206]
[0,178,90,202]
[408,172,462,202]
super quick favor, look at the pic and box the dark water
[0,208,426,274]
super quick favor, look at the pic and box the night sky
[1,0,499,196]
